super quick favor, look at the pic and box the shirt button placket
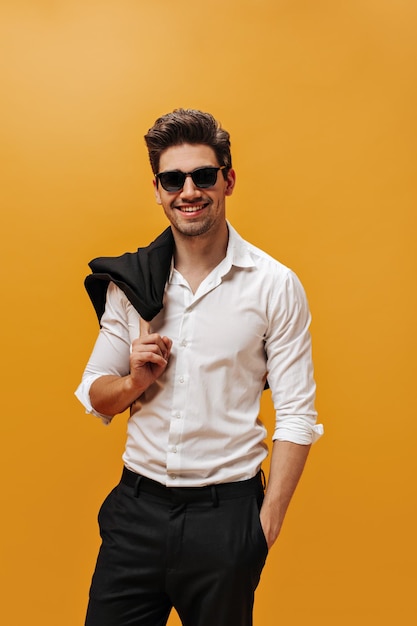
[167,306,193,483]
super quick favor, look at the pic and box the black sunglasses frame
[155,166,227,192]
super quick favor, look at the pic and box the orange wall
[1,1,416,624]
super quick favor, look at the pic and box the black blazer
[85,227,174,324]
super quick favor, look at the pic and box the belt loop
[211,485,219,508]
[133,475,142,498]
[260,469,266,491]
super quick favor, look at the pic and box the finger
[139,317,151,338]
[162,336,173,358]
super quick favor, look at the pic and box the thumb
[139,317,151,337]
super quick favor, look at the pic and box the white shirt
[75,223,323,486]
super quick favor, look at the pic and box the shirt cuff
[74,377,114,425]
[273,422,324,445]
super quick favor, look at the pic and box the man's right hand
[130,318,173,391]
[89,318,172,417]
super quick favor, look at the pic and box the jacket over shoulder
[84,227,174,324]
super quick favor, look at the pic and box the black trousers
[85,468,268,626]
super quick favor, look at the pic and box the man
[76,108,323,626]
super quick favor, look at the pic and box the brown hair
[144,108,232,177]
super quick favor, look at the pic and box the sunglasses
[155,166,226,192]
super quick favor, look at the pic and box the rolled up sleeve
[74,282,133,424]
[265,270,323,445]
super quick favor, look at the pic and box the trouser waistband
[121,467,264,504]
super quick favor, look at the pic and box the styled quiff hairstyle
[144,108,232,178]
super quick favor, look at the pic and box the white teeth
[180,206,203,212]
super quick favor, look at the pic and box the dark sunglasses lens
[159,172,185,191]
[158,167,220,191]
[192,168,218,188]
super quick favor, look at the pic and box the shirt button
[175,412,181,419]
[171,474,177,480]
[179,376,185,383]
[180,339,187,347]
[172,446,177,453]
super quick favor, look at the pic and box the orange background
[1,1,416,624]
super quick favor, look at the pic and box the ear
[225,168,236,197]
[153,178,162,205]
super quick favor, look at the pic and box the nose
[180,174,201,198]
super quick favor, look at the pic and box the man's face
[154,143,235,238]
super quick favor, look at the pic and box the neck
[172,221,229,292]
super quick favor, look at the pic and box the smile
[176,204,209,213]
